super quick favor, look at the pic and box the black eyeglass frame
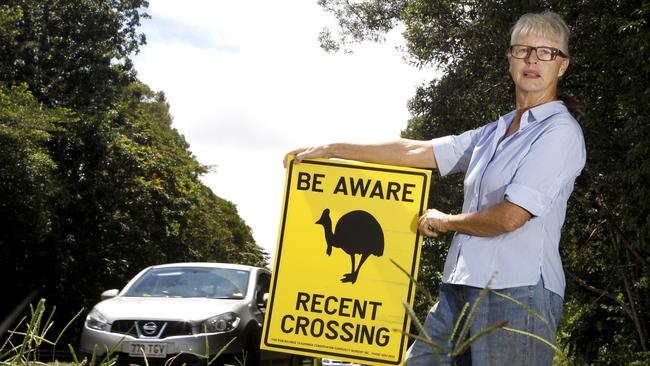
[509,44,568,61]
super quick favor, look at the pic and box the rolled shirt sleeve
[505,118,586,217]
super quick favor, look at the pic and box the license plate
[127,342,167,358]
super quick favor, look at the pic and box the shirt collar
[498,100,568,135]
[525,100,568,126]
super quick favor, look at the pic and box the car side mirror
[257,292,269,309]
[101,289,119,300]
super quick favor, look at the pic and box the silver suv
[79,262,273,366]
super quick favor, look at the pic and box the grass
[0,298,90,366]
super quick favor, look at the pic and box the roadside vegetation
[0,0,267,350]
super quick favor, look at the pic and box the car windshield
[124,267,250,299]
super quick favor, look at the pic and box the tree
[0,0,148,110]
[318,0,650,364]
[0,1,268,346]
[0,82,70,308]
[30,82,269,325]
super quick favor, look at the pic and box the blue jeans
[404,277,563,366]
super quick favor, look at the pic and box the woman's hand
[418,209,451,237]
[283,145,332,167]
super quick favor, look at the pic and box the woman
[285,11,585,365]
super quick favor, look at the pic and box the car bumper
[80,326,245,358]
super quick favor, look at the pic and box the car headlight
[202,312,240,333]
[85,308,110,331]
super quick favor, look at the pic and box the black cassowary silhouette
[315,208,384,284]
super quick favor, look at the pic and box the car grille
[111,320,193,338]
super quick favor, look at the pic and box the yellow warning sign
[261,158,431,365]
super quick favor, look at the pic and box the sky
[131,0,437,265]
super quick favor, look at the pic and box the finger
[425,219,440,237]
[418,219,435,237]
[422,216,435,231]
[284,148,308,167]
[294,150,308,164]
[421,225,438,238]
[426,221,438,237]
[417,221,426,235]
[283,154,299,168]
[295,147,318,164]
[417,216,427,229]
[418,215,426,226]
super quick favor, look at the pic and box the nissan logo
[142,322,158,335]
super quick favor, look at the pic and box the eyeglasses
[509,44,568,61]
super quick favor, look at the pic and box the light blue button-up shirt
[431,101,586,297]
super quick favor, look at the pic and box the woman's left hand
[418,209,451,237]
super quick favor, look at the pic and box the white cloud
[133,0,438,265]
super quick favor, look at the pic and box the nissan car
[79,262,273,365]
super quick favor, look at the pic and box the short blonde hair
[510,11,570,57]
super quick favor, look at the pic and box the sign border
[263,158,430,365]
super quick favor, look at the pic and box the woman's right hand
[283,145,333,168]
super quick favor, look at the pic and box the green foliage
[318,0,407,52]
[0,0,149,110]
[0,0,268,350]
[320,0,650,364]
[0,82,71,302]
[0,299,85,365]
[184,185,267,267]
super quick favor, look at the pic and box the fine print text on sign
[261,158,431,365]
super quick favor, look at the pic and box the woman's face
[508,34,570,101]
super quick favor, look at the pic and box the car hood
[94,297,245,322]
